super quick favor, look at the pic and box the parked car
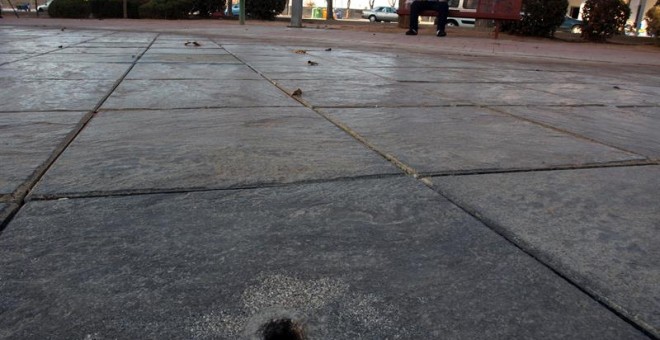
[224,3,239,16]
[361,6,398,22]
[16,2,30,11]
[558,16,583,34]
[446,17,475,27]
[37,0,53,12]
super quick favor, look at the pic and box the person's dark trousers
[409,1,449,33]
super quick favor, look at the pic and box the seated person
[405,0,449,37]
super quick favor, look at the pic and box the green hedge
[47,0,224,19]
[139,0,192,19]
[245,0,285,20]
[189,0,221,17]
[48,0,91,18]
[90,0,146,18]
[501,0,568,37]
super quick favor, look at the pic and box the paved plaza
[0,18,659,339]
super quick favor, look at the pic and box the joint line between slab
[418,160,660,178]
[1,34,161,232]
[228,45,659,336]
[484,105,652,159]
[0,30,119,67]
[26,173,406,202]
[224,50,419,179]
[418,179,659,339]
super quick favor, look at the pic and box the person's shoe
[405,29,418,36]
[436,30,447,37]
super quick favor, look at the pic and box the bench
[396,0,522,38]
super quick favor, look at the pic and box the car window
[463,0,478,9]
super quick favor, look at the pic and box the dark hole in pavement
[261,318,305,340]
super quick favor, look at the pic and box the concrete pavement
[0,19,659,339]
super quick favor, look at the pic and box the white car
[37,0,53,12]
[361,6,398,22]
[447,17,475,27]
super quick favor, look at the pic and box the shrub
[90,0,145,18]
[581,0,630,42]
[245,0,285,20]
[48,0,91,18]
[646,0,660,40]
[139,0,193,19]
[189,0,221,16]
[500,0,568,37]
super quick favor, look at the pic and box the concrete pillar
[290,0,303,27]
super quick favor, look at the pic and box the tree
[326,0,333,19]
[581,0,630,41]
[646,0,660,40]
[368,0,374,8]
[500,0,568,37]
[191,0,220,16]
[387,0,395,6]
[245,0,285,19]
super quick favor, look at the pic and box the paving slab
[0,203,18,229]
[628,85,660,96]
[221,45,320,54]
[299,49,431,68]
[149,41,223,49]
[0,177,648,339]
[138,53,241,64]
[32,107,399,197]
[0,80,115,112]
[143,47,227,55]
[100,79,297,110]
[74,42,152,48]
[518,83,660,106]
[234,55,336,69]
[421,82,582,106]
[500,105,660,159]
[87,35,156,44]
[275,79,452,107]
[621,73,660,87]
[322,107,642,174]
[1,38,103,51]
[250,65,378,81]
[477,68,623,85]
[0,61,132,80]
[125,63,262,80]
[0,111,87,195]
[219,44,295,55]
[0,54,31,64]
[50,47,147,55]
[26,53,138,63]
[151,35,217,45]
[429,166,660,337]
[0,45,60,54]
[359,66,501,83]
